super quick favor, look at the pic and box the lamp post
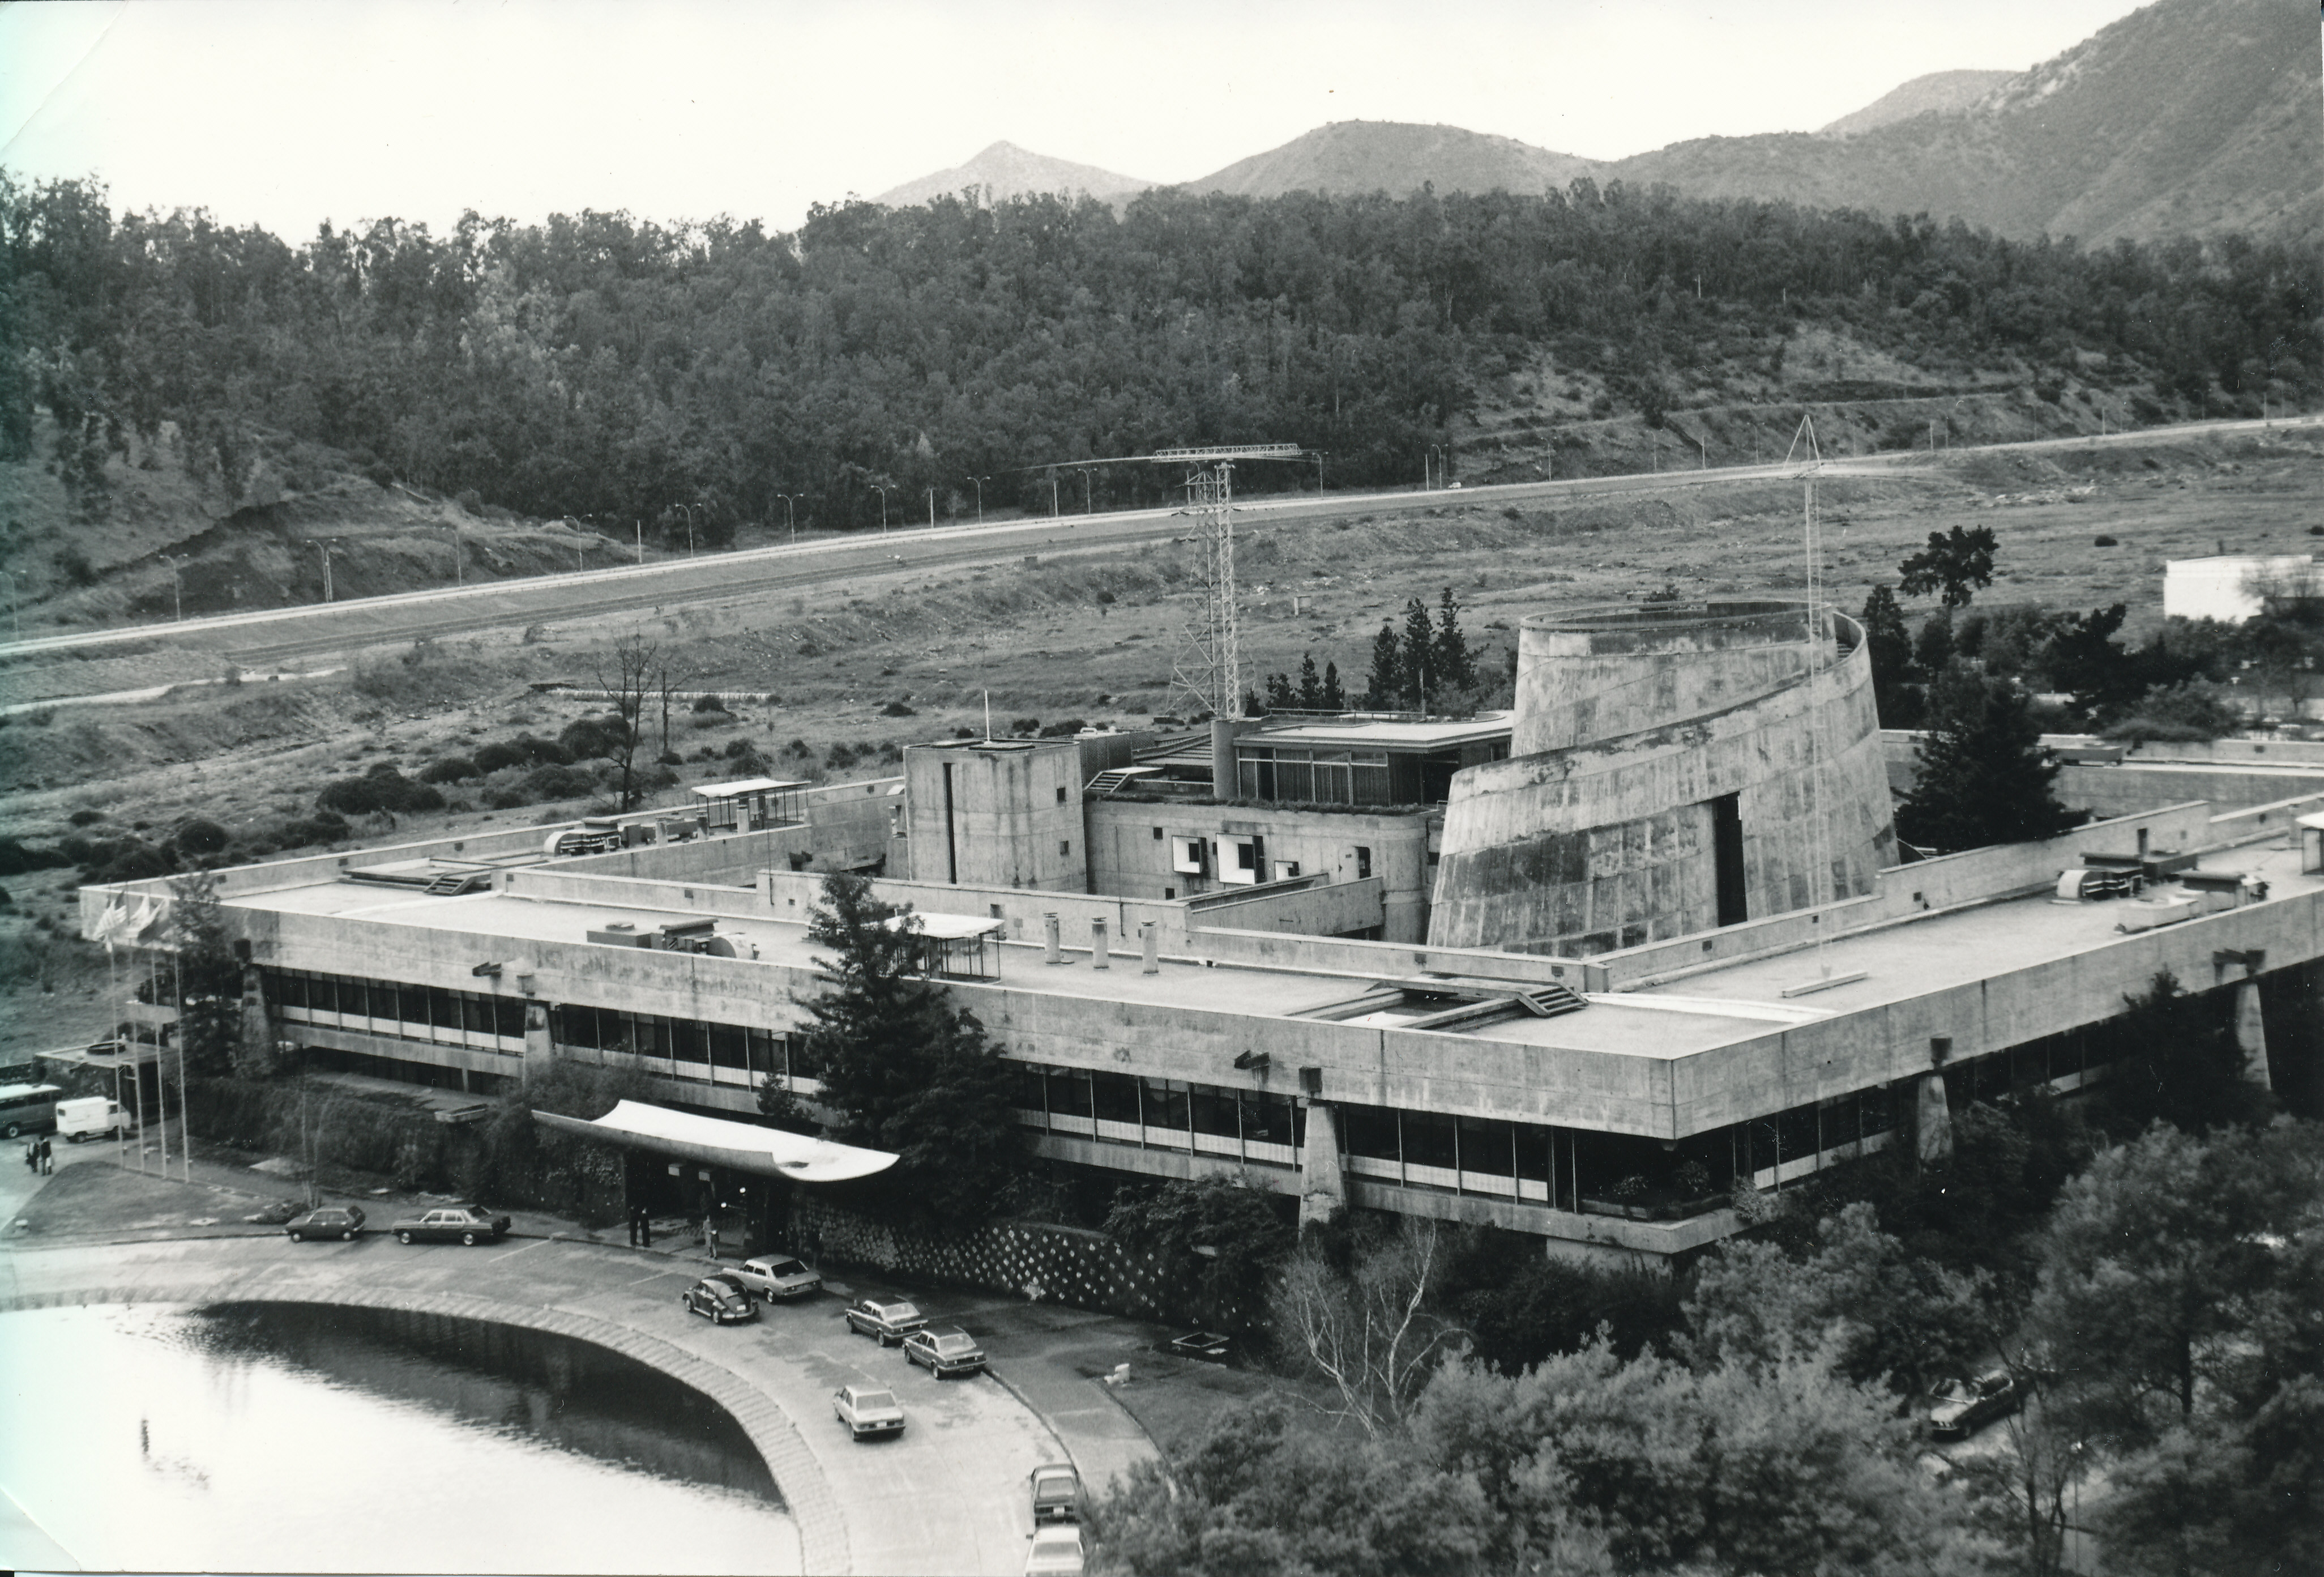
[1082,470,1092,517]
[672,503,697,557]
[776,494,797,542]
[160,554,183,621]
[312,542,334,603]
[926,486,936,529]
[970,476,989,525]
[872,485,888,534]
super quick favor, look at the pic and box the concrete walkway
[1,1136,1172,1573]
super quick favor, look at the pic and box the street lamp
[1082,470,1093,517]
[872,485,888,534]
[160,553,183,621]
[926,486,937,529]
[776,494,797,542]
[671,502,697,557]
[969,476,989,525]
[311,541,335,603]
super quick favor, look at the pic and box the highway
[0,414,2306,676]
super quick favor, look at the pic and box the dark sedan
[842,1297,927,1346]
[287,1205,366,1242]
[390,1203,512,1245]
[681,1273,760,1325]
[1928,1369,2020,1439]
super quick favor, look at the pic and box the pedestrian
[37,1135,53,1175]
[626,1205,639,1247]
[20,1142,33,1174]
[706,1217,720,1260]
[639,1211,652,1248]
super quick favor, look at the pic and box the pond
[0,1302,801,1574]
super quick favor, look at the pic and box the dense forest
[2,169,2315,536]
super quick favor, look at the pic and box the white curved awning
[531,1099,896,1183]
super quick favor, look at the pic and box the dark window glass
[495,998,526,1039]
[429,986,460,1031]
[1819,1096,1859,1150]
[746,1029,777,1078]
[1014,1067,1048,1111]
[1143,1081,1190,1131]
[709,1023,747,1070]
[1456,1116,1516,1178]
[1238,1093,1293,1145]
[557,1004,597,1050]
[270,971,300,1010]
[1860,1084,1896,1136]
[396,982,425,1028]
[1091,1072,1140,1124]
[1776,1102,1819,1160]
[1342,1104,1400,1161]
[788,1034,821,1079]
[462,994,494,1035]
[1190,1089,1238,1138]
[1403,1111,1457,1170]
[1515,1124,1554,1183]
[1046,1069,1093,1118]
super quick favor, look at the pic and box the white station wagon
[729,1254,823,1302]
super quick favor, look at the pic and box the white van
[56,1097,129,1143]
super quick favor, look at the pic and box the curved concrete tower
[1428,600,1895,954]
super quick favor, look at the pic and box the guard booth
[532,1100,895,1260]
[688,778,806,834]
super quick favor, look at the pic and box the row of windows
[1236,749,1396,807]
[268,970,527,1043]
[1013,1067,1308,1161]
[552,1003,808,1081]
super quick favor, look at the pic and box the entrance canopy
[531,1099,896,1183]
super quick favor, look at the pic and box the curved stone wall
[1429,601,1896,955]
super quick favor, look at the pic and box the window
[1354,846,1372,880]
[1271,860,1301,881]
[1171,837,1207,875]
[1152,826,1164,840]
[1091,1071,1141,1124]
[1056,785,1068,803]
[1060,840,1071,856]
[1190,1089,1240,1139]
[1163,887,1175,900]
[1221,836,1264,886]
[709,1023,748,1072]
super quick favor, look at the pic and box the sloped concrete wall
[1432,603,1895,954]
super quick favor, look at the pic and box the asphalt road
[1,415,2307,681]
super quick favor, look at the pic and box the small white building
[2163,555,2317,624]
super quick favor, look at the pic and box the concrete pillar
[1297,1099,1348,1226]
[1091,918,1110,970]
[2235,977,2272,1090]
[1140,921,1159,974]
[1043,913,1063,965]
[1211,718,1237,800]
[1915,1073,1953,1166]
[238,963,274,1076]
[523,1001,555,1088]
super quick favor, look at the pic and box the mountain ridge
[872,140,1152,209]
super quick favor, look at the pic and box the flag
[91,899,128,953]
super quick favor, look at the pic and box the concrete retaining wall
[794,1200,1189,1324]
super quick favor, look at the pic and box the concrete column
[2235,977,2272,1090]
[238,963,274,1076]
[1297,1100,1348,1226]
[1091,918,1110,969]
[1043,913,1062,965]
[1140,921,1159,974]
[1914,1073,1953,1166]
[523,1001,555,1088]
[1211,718,1237,800]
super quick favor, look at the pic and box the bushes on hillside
[315,766,446,817]
[473,735,570,774]
[419,756,478,783]
[521,763,597,800]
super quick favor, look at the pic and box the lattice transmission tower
[1150,444,1303,721]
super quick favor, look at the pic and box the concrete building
[2163,555,2318,624]
[1432,603,1894,954]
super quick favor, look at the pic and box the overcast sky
[2,0,2150,241]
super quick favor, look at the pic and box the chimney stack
[1043,913,1063,965]
[1140,920,1159,974]
[1091,917,1110,970]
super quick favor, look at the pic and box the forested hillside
[3,169,2314,557]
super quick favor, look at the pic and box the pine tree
[1896,666,2082,851]
[1433,586,1477,692]
[1859,584,1919,727]
[1365,621,1403,708]
[1297,653,1324,709]
[1265,671,1297,710]
[1321,661,1346,711]
[1402,596,1436,707]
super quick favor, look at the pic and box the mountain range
[871,0,2319,245]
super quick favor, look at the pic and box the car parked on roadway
[390,1203,511,1246]
[681,1273,759,1324]
[902,1325,986,1378]
[831,1384,905,1439]
[842,1296,926,1345]
[286,1204,366,1242]
[729,1254,822,1302]
[1928,1369,2020,1439]
[1029,1462,1081,1523]
[1024,1523,1086,1576]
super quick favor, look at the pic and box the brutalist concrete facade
[1430,602,1895,954]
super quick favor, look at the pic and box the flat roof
[1245,713,1513,751]
[1639,841,2319,1015]
[690,777,807,798]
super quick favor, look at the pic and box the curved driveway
[0,1230,1060,1575]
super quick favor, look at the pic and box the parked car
[1029,1462,1081,1524]
[1928,1369,2020,1438]
[730,1254,823,1302]
[1024,1523,1087,1576]
[285,1204,366,1242]
[243,1199,302,1225]
[681,1273,760,1324]
[390,1203,512,1245]
[843,1297,927,1345]
[902,1326,986,1378]
[831,1384,905,1439]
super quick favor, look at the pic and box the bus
[0,1082,63,1140]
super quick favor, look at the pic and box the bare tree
[591,633,656,811]
[653,655,696,761]
[1268,1218,1462,1439]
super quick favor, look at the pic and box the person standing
[706,1217,720,1261]
[626,1204,640,1247]
[37,1134,53,1175]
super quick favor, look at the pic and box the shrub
[691,693,728,713]
[172,818,232,856]
[1009,717,1041,736]
[67,808,105,826]
[655,749,683,767]
[2092,534,2118,547]
[522,763,597,800]
[316,768,444,816]
[557,715,626,760]
[485,786,530,810]
[420,756,477,783]
[91,839,176,884]
[0,837,69,877]
[720,738,756,759]
[1037,718,1086,737]
[880,701,916,717]
[473,735,570,774]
